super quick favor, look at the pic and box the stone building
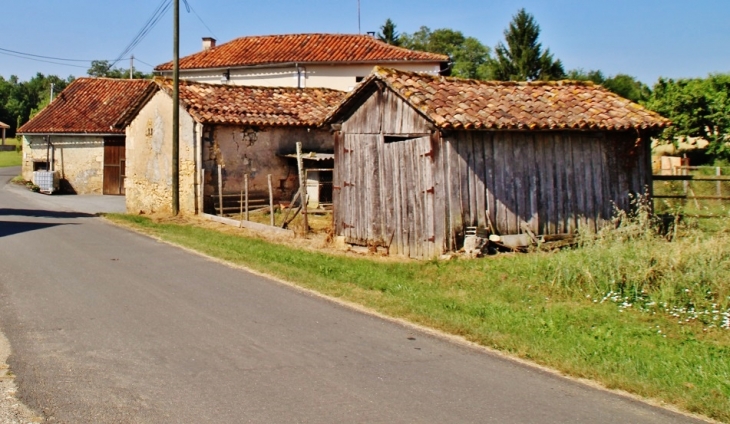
[125,78,345,215]
[18,78,155,194]
[154,33,448,91]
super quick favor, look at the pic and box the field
[0,138,21,168]
[106,207,730,422]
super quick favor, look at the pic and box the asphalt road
[0,166,707,423]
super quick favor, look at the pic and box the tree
[602,74,651,103]
[401,27,490,80]
[644,74,730,161]
[377,18,401,46]
[567,69,651,103]
[87,60,150,79]
[487,9,564,81]
[0,73,74,136]
[566,68,606,84]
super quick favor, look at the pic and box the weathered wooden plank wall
[441,130,651,239]
[333,87,652,259]
[335,88,437,258]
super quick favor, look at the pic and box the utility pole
[357,0,361,34]
[130,55,134,79]
[50,83,54,102]
[172,0,180,215]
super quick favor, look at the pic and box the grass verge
[106,213,730,422]
[0,138,21,168]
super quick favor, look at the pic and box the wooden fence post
[239,189,244,228]
[200,168,205,215]
[217,164,223,217]
[717,167,722,198]
[244,173,249,221]
[296,142,308,233]
[268,174,274,226]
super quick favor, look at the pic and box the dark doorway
[103,137,125,195]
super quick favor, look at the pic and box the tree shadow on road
[0,220,77,238]
[0,208,95,219]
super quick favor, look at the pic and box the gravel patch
[0,332,42,424]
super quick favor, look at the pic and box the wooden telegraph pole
[172,0,180,215]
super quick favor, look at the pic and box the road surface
[0,166,705,423]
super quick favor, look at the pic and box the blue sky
[1,0,728,85]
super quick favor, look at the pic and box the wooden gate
[337,134,435,258]
[103,137,125,195]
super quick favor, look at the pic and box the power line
[111,0,172,67]
[0,47,93,62]
[133,57,156,68]
[0,51,89,69]
[182,0,218,40]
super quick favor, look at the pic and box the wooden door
[382,135,435,258]
[103,137,126,195]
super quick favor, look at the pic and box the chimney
[202,37,217,51]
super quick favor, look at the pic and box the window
[33,161,48,171]
[384,135,420,144]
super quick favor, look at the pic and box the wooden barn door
[339,134,383,246]
[337,134,436,258]
[103,137,125,195]
[382,135,435,259]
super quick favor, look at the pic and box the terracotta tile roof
[328,67,670,131]
[156,78,346,127]
[155,33,448,71]
[18,78,156,134]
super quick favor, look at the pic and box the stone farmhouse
[18,78,156,195]
[125,78,345,215]
[154,33,449,91]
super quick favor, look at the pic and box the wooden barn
[325,67,670,259]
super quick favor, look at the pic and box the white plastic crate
[32,171,59,194]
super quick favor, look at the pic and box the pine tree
[487,9,565,81]
[377,19,401,46]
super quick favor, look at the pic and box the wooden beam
[203,213,294,236]
[268,174,275,227]
[296,142,308,233]
[217,165,223,217]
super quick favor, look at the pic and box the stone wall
[202,125,332,213]
[126,91,198,215]
[21,135,105,194]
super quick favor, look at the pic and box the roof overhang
[18,132,123,137]
[155,60,447,74]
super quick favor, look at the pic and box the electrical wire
[182,0,218,40]
[5,1,214,73]
[0,50,89,69]
[111,0,172,67]
[0,47,94,62]
[133,57,156,69]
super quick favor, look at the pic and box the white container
[32,171,60,194]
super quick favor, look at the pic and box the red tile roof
[155,33,448,71]
[156,78,345,127]
[328,67,670,131]
[18,78,156,134]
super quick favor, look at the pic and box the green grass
[654,166,730,226]
[0,138,21,168]
[106,213,730,422]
